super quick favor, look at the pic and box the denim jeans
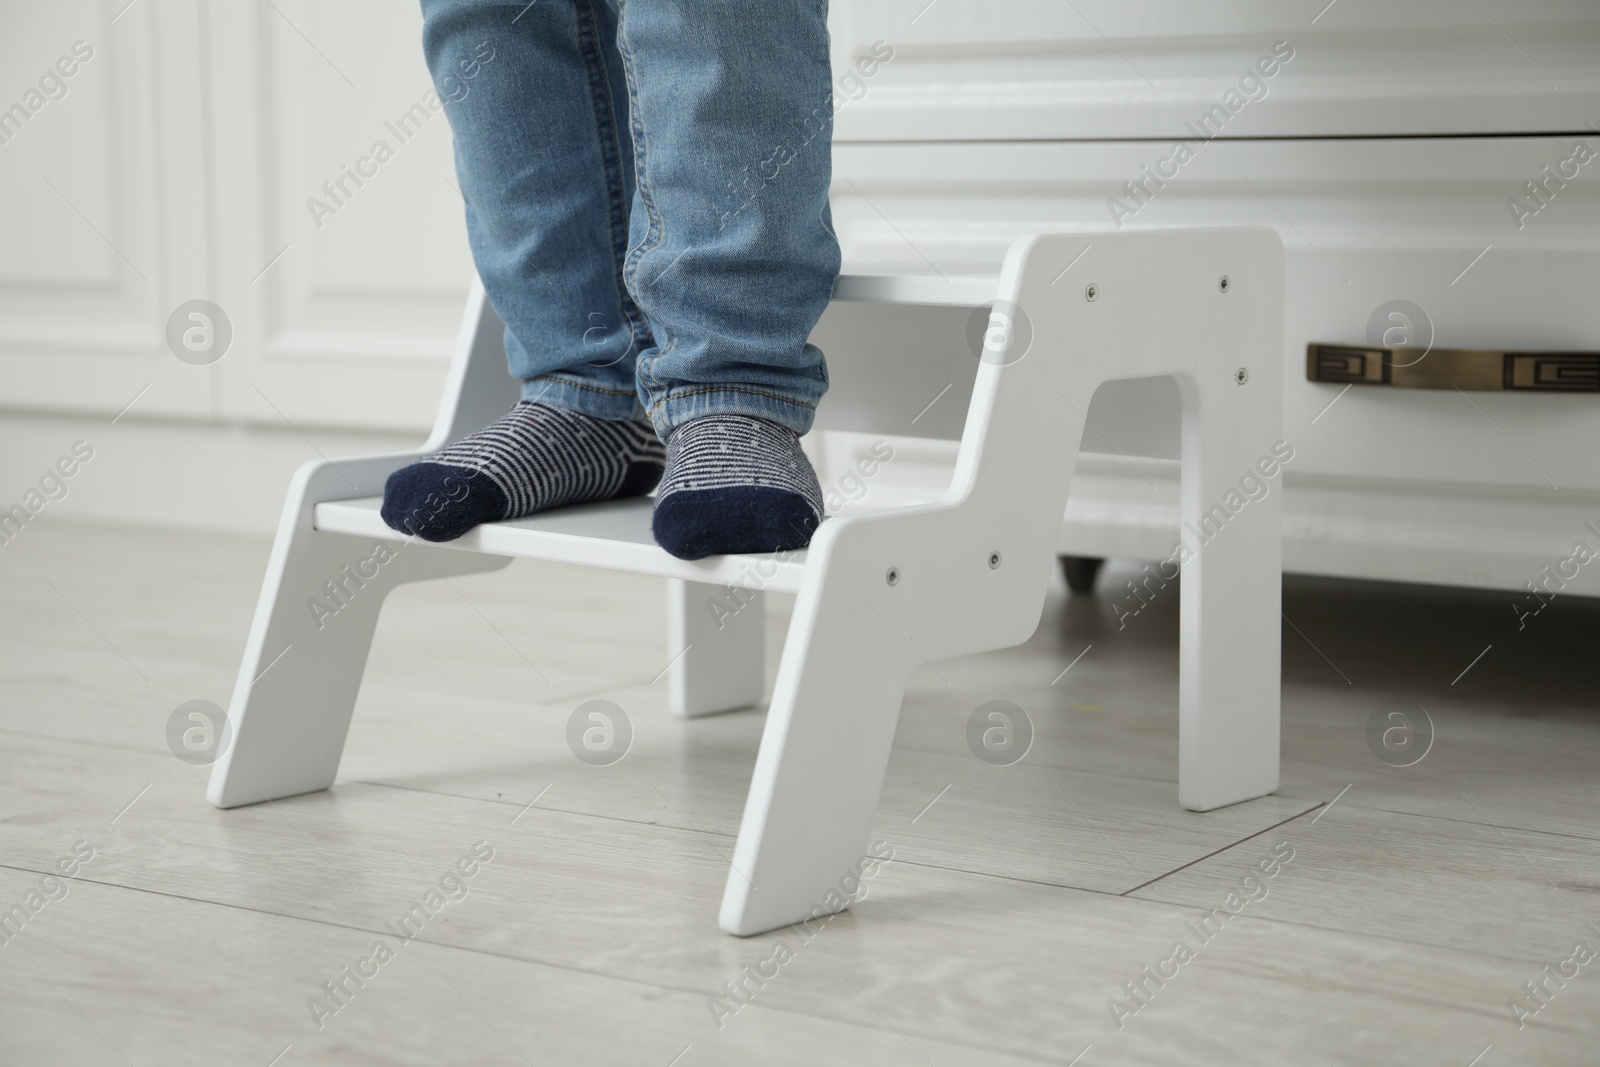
[420,0,840,437]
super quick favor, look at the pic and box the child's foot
[381,401,665,541]
[651,415,823,560]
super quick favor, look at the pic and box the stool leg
[979,227,1284,813]
[666,579,766,718]
[208,459,509,808]
[1173,376,1284,812]
[718,575,918,935]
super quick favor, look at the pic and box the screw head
[1234,367,1249,385]
[988,551,1001,569]
[886,566,900,586]
[1218,275,1231,293]
[1084,283,1098,302]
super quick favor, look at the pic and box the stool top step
[831,274,997,307]
[314,496,810,593]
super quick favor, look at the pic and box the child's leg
[386,0,664,541]
[613,0,840,558]
[388,0,841,559]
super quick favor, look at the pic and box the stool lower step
[314,495,810,593]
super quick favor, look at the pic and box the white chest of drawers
[823,0,1600,598]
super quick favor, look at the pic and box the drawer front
[830,137,1600,495]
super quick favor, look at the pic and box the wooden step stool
[208,229,1286,936]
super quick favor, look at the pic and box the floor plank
[0,868,1046,1067]
[1130,801,1600,963]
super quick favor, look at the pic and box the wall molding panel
[0,0,213,422]
[207,0,471,436]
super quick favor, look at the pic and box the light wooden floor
[2,518,1597,1066]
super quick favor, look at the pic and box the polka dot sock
[651,414,823,560]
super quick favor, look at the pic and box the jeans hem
[523,375,646,422]
[648,386,818,437]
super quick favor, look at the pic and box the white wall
[3,1,1598,548]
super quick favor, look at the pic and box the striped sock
[381,401,665,542]
[651,415,824,560]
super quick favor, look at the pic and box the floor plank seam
[333,776,746,838]
[362,671,673,708]
[1118,803,1325,896]
[1,854,1572,978]
[7,728,1595,868]
[1,858,1579,1045]
[1286,797,1600,844]
[0,725,175,760]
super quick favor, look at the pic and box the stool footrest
[314,496,809,593]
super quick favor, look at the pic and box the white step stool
[207,229,1286,937]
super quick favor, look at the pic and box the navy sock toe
[651,415,824,560]
[652,485,820,560]
[381,464,506,542]
[378,401,665,542]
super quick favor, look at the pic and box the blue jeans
[420,0,840,437]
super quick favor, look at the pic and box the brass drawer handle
[1306,344,1600,392]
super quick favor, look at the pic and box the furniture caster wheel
[1060,555,1104,594]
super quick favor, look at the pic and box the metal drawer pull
[1306,344,1600,392]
